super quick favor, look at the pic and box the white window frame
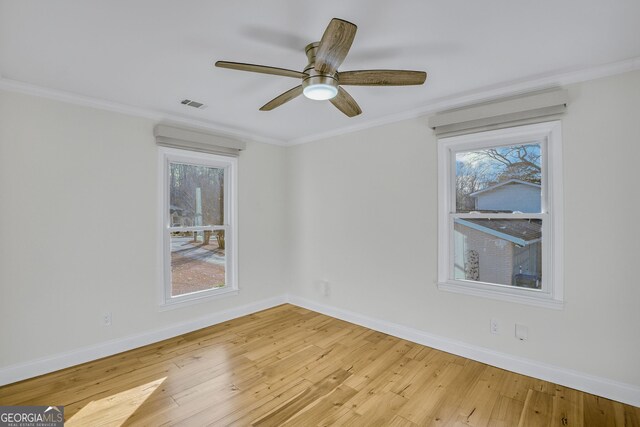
[437,121,564,309]
[158,147,238,308]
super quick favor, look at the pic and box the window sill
[158,287,239,311]
[437,281,564,310]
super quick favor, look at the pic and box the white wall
[287,70,640,387]
[0,91,289,368]
[1,70,639,398]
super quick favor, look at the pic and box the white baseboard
[0,295,287,387]
[2,293,638,407]
[287,294,640,407]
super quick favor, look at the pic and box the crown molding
[2,56,639,147]
[0,77,287,146]
[286,56,640,145]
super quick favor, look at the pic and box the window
[159,148,238,306]
[437,121,563,309]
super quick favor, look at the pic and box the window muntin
[160,149,237,306]
[438,122,562,308]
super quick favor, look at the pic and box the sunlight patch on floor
[66,377,166,426]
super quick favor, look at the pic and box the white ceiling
[1,0,639,144]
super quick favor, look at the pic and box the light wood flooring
[0,304,638,426]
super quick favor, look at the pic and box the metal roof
[455,218,542,246]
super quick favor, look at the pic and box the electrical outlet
[490,318,500,335]
[515,324,528,341]
[103,311,112,327]
[322,280,330,297]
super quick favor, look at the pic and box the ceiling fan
[215,18,427,117]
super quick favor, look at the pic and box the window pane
[170,230,226,296]
[455,143,541,213]
[170,163,224,227]
[453,218,542,289]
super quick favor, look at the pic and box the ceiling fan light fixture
[302,75,338,101]
[215,18,426,116]
[303,83,338,100]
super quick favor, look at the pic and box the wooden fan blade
[215,61,307,79]
[315,18,357,74]
[330,87,362,117]
[259,85,303,111]
[339,70,427,86]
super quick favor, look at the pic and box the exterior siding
[454,222,514,285]
[475,183,541,213]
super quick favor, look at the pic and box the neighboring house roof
[455,218,541,246]
[469,179,541,197]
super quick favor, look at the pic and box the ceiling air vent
[180,99,207,109]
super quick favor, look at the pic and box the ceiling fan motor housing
[303,42,339,98]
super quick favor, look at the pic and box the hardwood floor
[0,304,637,426]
